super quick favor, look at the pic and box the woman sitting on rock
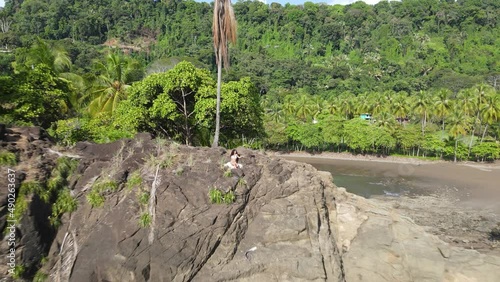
[225,149,243,169]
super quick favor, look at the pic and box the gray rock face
[48,140,344,282]
[2,128,500,281]
[335,187,500,282]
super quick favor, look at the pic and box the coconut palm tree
[86,52,141,117]
[480,92,500,142]
[356,93,371,114]
[325,96,340,115]
[375,111,397,133]
[14,37,71,74]
[448,109,470,162]
[434,89,453,132]
[412,90,431,135]
[392,93,410,124]
[295,94,313,121]
[339,92,355,119]
[369,92,386,116]
[212,0,237,147]
[457,88,478,155]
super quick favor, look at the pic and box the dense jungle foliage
[0,0,499,161]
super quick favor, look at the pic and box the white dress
[225,155,243,169]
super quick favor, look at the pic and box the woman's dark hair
[230,149,238,156]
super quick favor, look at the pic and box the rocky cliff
[1,126,500,282]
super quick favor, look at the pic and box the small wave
[383,190,400,197]
[368,182,386,186]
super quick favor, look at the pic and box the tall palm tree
[448,109,470,162]
[311,95,324,120]
[369,92,386,116]
[212,0,237,147]
[392,93,410,124]
[356,93,371,114]
[295,94,313,121]
[412,90,431,135]
[14,37,71,74]
[480,92,500,142]
[457,88,478,155]
[87,52,141,117]
[283,96,296,121]
[375,112,397,133]
[434,89,453,132]
[339,93,355,119]
[325,96,340,115]
[472,83,493,139]
[14,37,82,114]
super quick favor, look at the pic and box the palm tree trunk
[454,139,458,162]
[212,48,222,148]
[481,124,489,143]
[467,124,475,157]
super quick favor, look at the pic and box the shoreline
[275,151,500,255]
[277,150,500,213]
[273,151,500,169]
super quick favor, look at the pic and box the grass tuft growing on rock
[126,170,142,190]
[93,179,118,193]
[237,178,247,187]
[208,188,235,204]
[33,271,48,282]
[223,169,232,178]
[86,178,118,208]
[0,150,17,166]
[86,189,105,207]
[12,265,25,279]
[209,188,224,204]
[138,191,150,205]
[175,167,184,176]
[160,155,174,169]
[20,181,42,195]
[139,212,152,227]
[223,191,235,204]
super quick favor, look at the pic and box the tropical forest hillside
[0,0,499,161]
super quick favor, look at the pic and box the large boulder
[1,127,499,281]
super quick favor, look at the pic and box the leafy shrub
[50,114,134,145]
[20,181,42,195]
[49,189,77,227]
[471,142,500,162]
[0,150,17,166]
[49,118,90,146]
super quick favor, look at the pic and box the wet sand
[278,152,500,254]
[278,153,500,212]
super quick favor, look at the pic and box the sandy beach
[276,151,500,254]
[276,151,500,193]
